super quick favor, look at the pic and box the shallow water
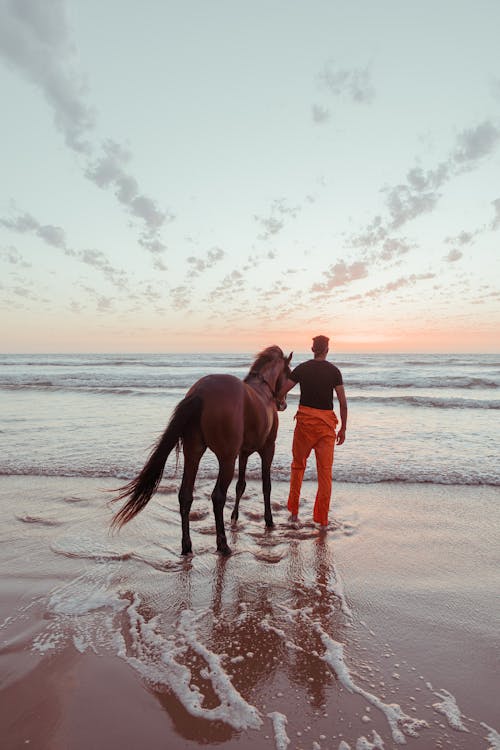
[1,476,498,749]
[1,352,498,485]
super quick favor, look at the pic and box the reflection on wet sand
[114,521,356,744]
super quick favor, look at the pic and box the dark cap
[312,335,329,353]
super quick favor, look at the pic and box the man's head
[312,335,329,357]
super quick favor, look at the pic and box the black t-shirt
[290,359,343,410]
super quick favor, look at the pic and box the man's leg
[287,420,312,518]
[312,433,335,526]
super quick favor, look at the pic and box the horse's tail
[110,393,203,530]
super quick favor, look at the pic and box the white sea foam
[329,562,353,618]
[177,609,262,729]
[116,598,262,731]
[431,688,468,731]
[260,616,287,639]
[267,711,290,750]
[481,722,500,750]
[314,622,427,745]
[355,731,385,749]
[47,572,127,616]
[32,630,64,654]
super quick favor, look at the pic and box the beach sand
[0,476,498,750]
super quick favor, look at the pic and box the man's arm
[334,384,347,445]
[278,378,297,400]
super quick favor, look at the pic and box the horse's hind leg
[259,441,276,527]
[179,432,206,555]
[231,452,248,525]
[212,457,236,555]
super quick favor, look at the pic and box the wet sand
[1,476,499,749]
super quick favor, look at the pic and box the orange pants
[287,405,338,525]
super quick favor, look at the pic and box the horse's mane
[245,345,284,380]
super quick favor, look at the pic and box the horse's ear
[287,352,293,365]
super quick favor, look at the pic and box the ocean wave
[2,465,498,487]
[349,395,500,409]
[1,381,498,408]
[349,376,498,389]
[0,355,249,368]
[0,382,193,394]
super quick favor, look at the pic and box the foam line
[267,711,290,750]
[431,688,468,731]
[481,722,500,749]
[178,609,263,730]
[354,730,385,748]
[330,562,353,619]
[120,599,262,731]
[314,622,427,745]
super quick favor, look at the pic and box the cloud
[79,248,128,288]
[334,119,499,302]
[444,248,463,262]
[311,260,368,294]
[345,273,436,302]
[379,237,414,261]
[444,230,478,247]
[319,61,375,104]
[383,163,450,230]
[0,210,128,289]
[0,246,31,267]
[349,216,389,249]
[254,199,301,240]
[207,270,245,303]
[96,295,113,312]
[85,139,172,251]
[170,285,191,310]
[374,121,500,232]
[186,246,225,276]
[311,104,330,124]
[12,285,34,298]
[0,0,172,259]
[453,121,500,165]
[1,211,68,248]
[0,0,94,152]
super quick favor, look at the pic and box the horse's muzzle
[276,398,288,412]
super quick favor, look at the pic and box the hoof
[218,545,232,557]
[181,546,192,555]
[265,518,275,528]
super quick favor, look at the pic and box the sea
[0,351,498,487]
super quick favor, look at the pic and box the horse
[110,346,293,556]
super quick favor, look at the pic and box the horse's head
[246,347,293,410]
[275,351,293,411]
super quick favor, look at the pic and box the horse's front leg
[259,441,275,527]
[212,458,235,555]
[231,452,248,525]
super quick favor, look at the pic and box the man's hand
[336,427,346,445]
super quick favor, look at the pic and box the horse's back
[187,375,245,457]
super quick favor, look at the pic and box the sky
[0,0,499,353]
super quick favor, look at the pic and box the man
[279,335,347,527]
